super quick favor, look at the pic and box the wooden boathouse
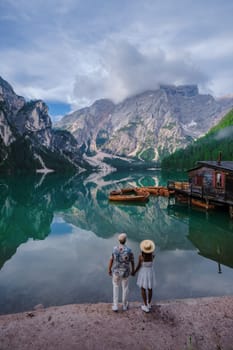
[167,160,233,218]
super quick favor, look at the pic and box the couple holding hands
[108,233,155,313]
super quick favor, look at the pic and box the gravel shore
[1,296,233,350]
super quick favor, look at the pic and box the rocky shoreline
[1,296,233,350]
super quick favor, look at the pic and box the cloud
[73,40,209,105]
[215,126,233,141]
[0,0,233,113]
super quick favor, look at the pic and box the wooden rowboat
[109,188,150,203]
[138,186,161,195]
[137,186,175,196]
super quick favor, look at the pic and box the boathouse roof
[188,161,233,173]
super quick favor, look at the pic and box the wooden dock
[167,180,233,218]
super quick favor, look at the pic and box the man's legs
[122,277,129,308]
[112,274,120,311]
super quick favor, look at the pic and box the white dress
[136,261,154,289]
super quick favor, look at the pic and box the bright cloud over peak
[1,0,233,117]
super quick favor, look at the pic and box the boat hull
[109,188,150,203]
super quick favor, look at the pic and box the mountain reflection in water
[0,174,81,270]
[0,171,233,315]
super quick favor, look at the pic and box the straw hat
[140,240,155,254]
[118,233,127,242]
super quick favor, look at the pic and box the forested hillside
[161,109,233,170]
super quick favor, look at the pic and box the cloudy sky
[1,0,233,119]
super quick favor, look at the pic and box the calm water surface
[0,170,233,315]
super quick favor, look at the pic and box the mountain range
[1,76,233,174]
[56,84,233,165]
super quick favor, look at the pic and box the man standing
[108,233,134,311]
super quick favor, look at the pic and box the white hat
[140,240,155,254]
[118,233,127,242]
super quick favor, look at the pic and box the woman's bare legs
[141,287,147,305]
[148,288,152,304]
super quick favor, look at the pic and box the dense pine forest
[161,109,233,170]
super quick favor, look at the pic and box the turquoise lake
[0,170,233,315]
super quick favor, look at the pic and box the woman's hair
[142,251,153,260]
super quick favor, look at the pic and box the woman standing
[134,240,155,313]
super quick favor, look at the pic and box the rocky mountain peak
[13,100,52,137]
[160,84,199,97]
[91,99,115,112]
[0,76,25,116]
[89,99,115,123]
[0,77,93,174]
[57,85,233,162]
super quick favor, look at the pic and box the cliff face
[56,85,233,162]
[0,77,91,174]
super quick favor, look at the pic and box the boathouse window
[216,172,222,188]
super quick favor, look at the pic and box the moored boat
[137,186,175,196]
[138,186,161,195]
[109,188,150,203]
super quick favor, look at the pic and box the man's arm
[108,255,113,276]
